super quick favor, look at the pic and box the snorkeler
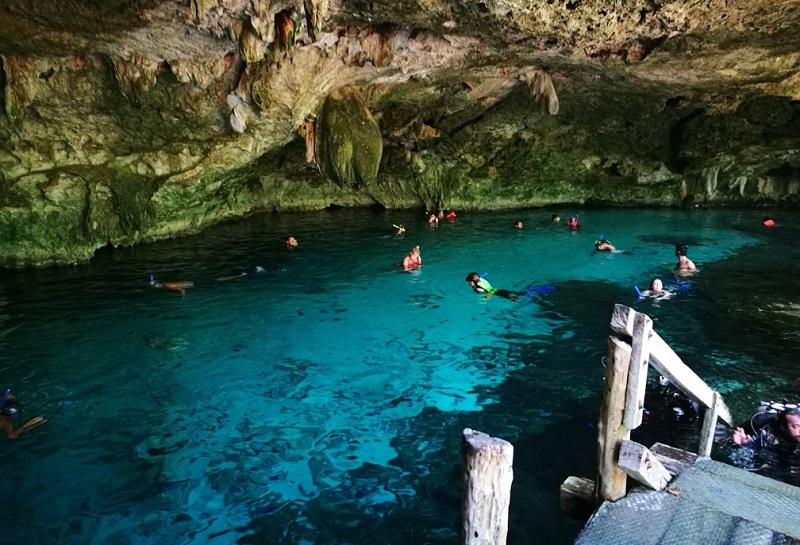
[465,272,519,301]
[393,224,406,235]
[402,246,423,270]
[594,236,616,252]
[566,215,580,230]
[675,243,697,273]
[150,276,194,295]
[286,236,298,247]
[0,389,46,440]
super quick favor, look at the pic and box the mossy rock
[317,86,383,189]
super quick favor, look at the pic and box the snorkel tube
[634,285,644,299]
[0,389,10,412]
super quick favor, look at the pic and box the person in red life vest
[763,217,775,227]
[402,245,423,270]
[566,215,580,229]
[446,210,457,220]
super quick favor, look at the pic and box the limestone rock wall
[0,0,797,265]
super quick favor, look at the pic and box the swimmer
[515,220,523,229]
[286,236,298,247]
[446,210,457,220]
[551,214,560,223]
[402,245,423,270]
[428,213,438,224]
[0,390,46,440]
[674,243,697,274]
[594,236,616,252]
[393,224,406,235]
[763,217,775,227]
[437,209,445,220]
[734,407,800,446]
[150,276,194,295]
[465,272,519,301]
[566,215,580,230]
[639,278,671,299]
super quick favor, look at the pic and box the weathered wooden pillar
[461,428,514,545]
[596,336,632,501]
[699,390,721,456]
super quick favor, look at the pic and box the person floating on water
[427,213,438,225]
[150,276,194,295]
[674,243,697,274]
[763,217,776,227]
[393,224,406,235]
[402,245,422,270]
[515,220,523,229]
[566,215,580,230]
[437,209,445,220]
[446,210,457,220]
[638,278,672,300]
[594,235,616,252]
[0,389,46,440]
[551,214,561,223]
[286,236,298,247]
[465,272,519,301]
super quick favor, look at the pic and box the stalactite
[304,116,317,163]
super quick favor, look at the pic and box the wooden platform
[574,455,800,545]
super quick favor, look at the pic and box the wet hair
[466,272,480,283]
[675,243,688,256]
[778,408,800,428]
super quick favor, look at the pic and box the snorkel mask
[0,389,20,416]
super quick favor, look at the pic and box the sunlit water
[2,208,799,545]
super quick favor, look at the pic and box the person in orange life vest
[402,246,422,270]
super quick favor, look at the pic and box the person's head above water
[465,272,481,284]
[514,221,523,229]
[286,236,298,247]
[0,389,20,417]
[551,214,560,223]
[779,408,800,442]
[675,243,688,256]
[650,278,664,292]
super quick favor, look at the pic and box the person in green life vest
[465,272,519,301]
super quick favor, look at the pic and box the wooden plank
[609,304,734,426]
[617,439,671,490]
[461,428,514,545]
[650,442,698,476]
[596,335,632,502]
[698,390,720,456]
[623,312,652,430]
[560,476,596,521]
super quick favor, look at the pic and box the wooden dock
[563,304,800,544]
[458,304,799,545]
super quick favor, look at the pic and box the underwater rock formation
[0,0,798,265]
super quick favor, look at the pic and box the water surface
[1,208,798,545]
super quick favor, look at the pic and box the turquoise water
[2,208,799,545]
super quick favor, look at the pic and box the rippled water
[1,208,798,545]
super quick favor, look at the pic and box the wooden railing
[595,303,733,501]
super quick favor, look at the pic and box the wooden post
[624,312,652,430]
[698,391,720,456]
[596,336,632,502]
[560,476,597,520]
[461,428,514,545]
[617,439,671,490]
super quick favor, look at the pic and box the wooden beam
[461,428,514,545]
[617,439,671,490]
[609,304,734,426]
[650,442,698,476]
[698,390,720,456]
[624,312,652,430]
[560,476,597,521]
[596,335,632,502]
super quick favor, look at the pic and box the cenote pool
[1,208,799,545]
